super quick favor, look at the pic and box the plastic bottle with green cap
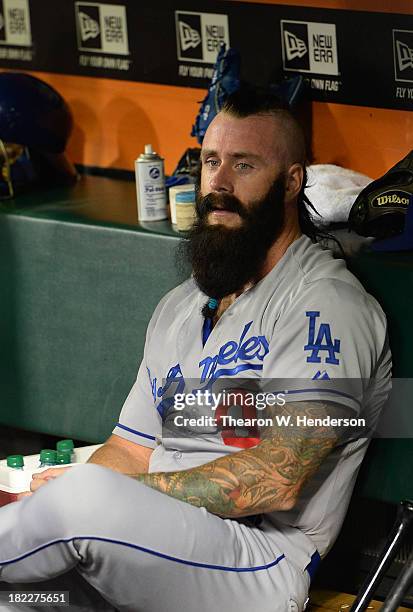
[56,439,74,463]
[6,455,24,470]
[56,450,71,465]
[39,449,57,468]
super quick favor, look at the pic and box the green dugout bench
[0,175,412,605]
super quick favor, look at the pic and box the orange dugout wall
[0,0,412,179]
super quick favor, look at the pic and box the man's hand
[16,434,153,500]
[30,467,72,492]
[133,401,353,518]
[16,467,71,500]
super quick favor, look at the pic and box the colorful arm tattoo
[133,401,351,518]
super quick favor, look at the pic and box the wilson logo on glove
[373,192,410,207]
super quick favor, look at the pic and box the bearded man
[0,88,391,612]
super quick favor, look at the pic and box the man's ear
[284,163,304,203]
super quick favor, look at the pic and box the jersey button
[174,451,182,460]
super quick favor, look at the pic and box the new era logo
[75,2,129,55]
[78,10,100,41]
[281,20,339,76]
[284,30,307,60]
[393,30,413,83]
[175,10,230,64]
[179,20,201,51]
[0,0,31,46]
[396,41,413,70]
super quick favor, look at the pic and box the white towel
[305,164,372,227]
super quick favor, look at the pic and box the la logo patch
[304,311,340,365]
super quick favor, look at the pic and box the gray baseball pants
[0,464,311,611]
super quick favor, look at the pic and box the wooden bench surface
[309,590,411,611]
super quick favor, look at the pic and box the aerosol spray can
[135,144,168,221]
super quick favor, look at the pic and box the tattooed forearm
[133,401,350,518]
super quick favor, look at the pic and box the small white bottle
[176,188,196,232]
[135,144,168,221]
[169,184,195,226]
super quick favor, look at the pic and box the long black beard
[180,174,286,300]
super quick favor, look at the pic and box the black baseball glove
[348,150,413,238]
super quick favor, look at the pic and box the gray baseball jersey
[114,234,391,558]
[0,235,391,612]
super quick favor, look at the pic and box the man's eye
[205,159,219,167]
[236,162,252,170]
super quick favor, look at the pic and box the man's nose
[208,164,234,193]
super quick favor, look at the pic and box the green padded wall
[348,252,413,503]
[0,177,187,442]
[349,251,413,378]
